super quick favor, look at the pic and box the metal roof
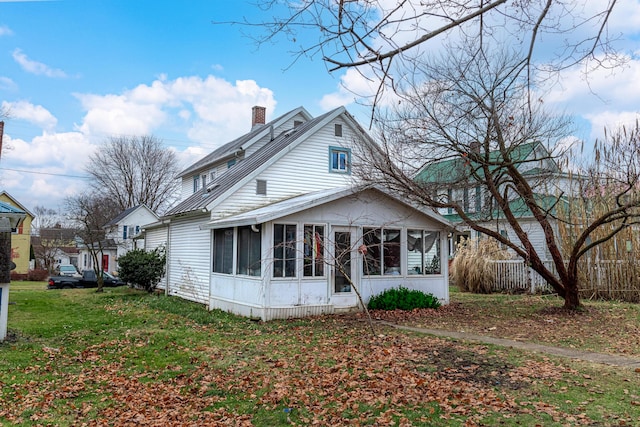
[0,200,26,215]
[177,106,312,179]
[165,107,345,217]
[202,185,452,229]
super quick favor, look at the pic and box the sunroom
[202,186,451,321]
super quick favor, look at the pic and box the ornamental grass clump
[367,286,441,310]
[450,238,512,294]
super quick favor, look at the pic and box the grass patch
[0,282,638,425]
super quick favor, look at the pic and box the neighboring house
[78,205,159,274]
[78,239,118,274]
[32,227,79,272]
[103,204,159,259]
[143,105,451,320]
[0,191,34,275]
[415,142,575,259]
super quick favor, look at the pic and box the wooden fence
[489,259,640,302]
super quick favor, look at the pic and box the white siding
[243,112,310,157]
[144,225,169,290]
[168,215,211,304]
[208,188,450,320]
[213,116,360,219]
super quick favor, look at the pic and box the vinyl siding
[167,215,211,304]
[144,226,169,290]
[212,116,360,219]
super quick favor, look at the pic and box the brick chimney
[251,106,266,129]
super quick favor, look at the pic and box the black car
[48,270,127,289]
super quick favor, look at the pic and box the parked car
[58,265,81,278]
[48,270,127,289]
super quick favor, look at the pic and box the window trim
[328,146,351,174]
[362,227,402,276]
[193,175,200,192]
[273,223,298,278]
[407,229,441,275]
[303,224,325,277]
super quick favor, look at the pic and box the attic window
[256,179,267,195]
[193,175,200,193]
[329,146,351,174]
[334,124,343,137]
[227,159,236,168]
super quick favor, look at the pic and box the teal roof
[0,200,26,215]
[443,193,567,223]
[415,141,556,184]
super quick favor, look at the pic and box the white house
[144,106,451,320]
[79,204,159,273]
[415,141,576,259]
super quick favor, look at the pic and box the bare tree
[31,206,72,273]
[354,47,640,310]
[231,0,622,113]
[86,135,180,214]
[66,193,121,292]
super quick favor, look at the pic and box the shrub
[117,247,166,293]
[28,269,49,281]
[368,286,441,310]
[450,238,512,293]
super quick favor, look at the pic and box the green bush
[117,247,166,293]
[367,286,441,310]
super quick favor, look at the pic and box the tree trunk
[562,278,581,310]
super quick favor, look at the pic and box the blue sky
[1,0,639,216]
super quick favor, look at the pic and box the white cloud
[0,76,17,91]
[75,93,167,137]
[75,75,277,147]
[2,100,57,129]
[544,53,640,140]
[4,131,94,171]
[1,131,94,210]
[0,25,13,36]
[12,48,67,78]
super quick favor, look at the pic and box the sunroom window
[407,230,441,275]
[303,225,324,277]
[213,228,234,274]
[274,224,297,277]
[362,228,401,275]
[237,225,261,276]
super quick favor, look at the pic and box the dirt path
[379,321,640,370]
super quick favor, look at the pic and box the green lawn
[0,282,638,426]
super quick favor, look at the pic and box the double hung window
[329,146,351,174]
[362,228,401,275]
[407,230,441,275]
[303,225,324,277]
[274,224,297,277]
[237,225,261,276]
[213,228,234,274]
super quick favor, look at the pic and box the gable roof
[0,200,26,215]
[202,185,452,229]
[166,106,368,217]
[0,191,34,218]
[177,106,313,179]
[415,141,557,184]
[0,199,28,228]
[104,204,158,227]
